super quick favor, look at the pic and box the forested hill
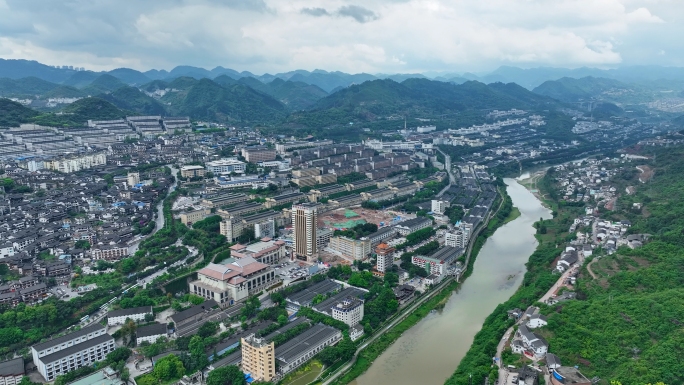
[286,78,557,128]
[445,146,684,385]
[542,147,684,384]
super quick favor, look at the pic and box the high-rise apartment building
[375,242,395,273]
[292,203,318,261]
[241,334,275,382]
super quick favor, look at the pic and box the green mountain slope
[265,78,328,110]
[42,85,87,98]
[533,76,651,104]
[545,147,684,385]
[62,71,101,88]
[31,97,125,127]
[107,68,151,85]
[173,78,286,122]
[0,77,60,97]
[81,74,127,94]
[99,86,167,115]
[0,98,39,127]
[291,78,556,128]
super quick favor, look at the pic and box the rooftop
[0,357,23,376]
[275,323,340,364]
[107,306,152,319]
[32,323,105,352]
[40,334,114,364]
[170,300,218,323]
[136,323,167,338]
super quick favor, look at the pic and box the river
[350,178,552,385]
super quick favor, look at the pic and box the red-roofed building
[230,238,287,265]
[189,257,279,306]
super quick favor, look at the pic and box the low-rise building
[169,300,218,328]
[0,358,24,385]
[328,236,371,260]
[275,324,342,375]
[135,323,167,346]
[189,257,278,306]
[230,238,287,265]
[395,217,432,236]
[201,193,248,209]
[107,306,153,326]
[411,246,463,275]
[32,324,115,382]
[180,208,211,225]
[206,158,246,174]
[180,165,206,178]
[330,298,364,326]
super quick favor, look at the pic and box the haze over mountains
[1,58,683,128]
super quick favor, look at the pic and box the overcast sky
[0,0,680,74]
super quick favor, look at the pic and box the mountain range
[4,58,684,92]
[1,58,683,130]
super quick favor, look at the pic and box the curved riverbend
[350,178,552,385]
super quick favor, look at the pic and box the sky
[0,0,680,74]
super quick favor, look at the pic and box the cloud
[336,5,378,23]
[0,0,676,73]
[300,7,329,17]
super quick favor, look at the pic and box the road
[129,165,179,255]
[436,147,455,198]
[321,276,456,385]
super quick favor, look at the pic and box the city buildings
[375,243,395,273]
[328,236,371,260]
[242,146,276,163]
[180,165,206,178]
[411,246,463,275]
[275,324,342,375]
[32,324,116,381]
[135,323,167,346]
[179,208,211,225]
[431,199,450,215]
[188,257,277,306]
[330,298,364,326]
[206,158,246,174]
[107,306,153,326]
[229,238,287,265]
[292,203,318,261]
[395,217,432,236]
[43,152,107,173]
[241,334,275,382]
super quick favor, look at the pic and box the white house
[135,323,167,346]
[107,306,152,326]
[527,314,548,329]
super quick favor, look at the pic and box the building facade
[206,159,246,174]
[241,334,275,382]
[330,298,364,326]
[0,358,24,385]
[189,257,277,306]
[180,165,206,178]
[292,203,318,261]
[328,236,371,260]
[107,306,152,326]
[375,243,395,273]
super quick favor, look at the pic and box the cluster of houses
[0,164,173,307]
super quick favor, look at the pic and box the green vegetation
[0,98,39,127]
[100,86,167,115]
[333,222,378,239]
[206,365,245,385]
[503,206,521,224]
[397,227,436,250]
[31,97,124,127]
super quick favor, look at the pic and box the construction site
[318,207,413,230]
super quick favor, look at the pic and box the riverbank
[338,180,553,385]
[443,174,567,385]
[313,184,510,385]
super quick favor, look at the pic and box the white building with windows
[206,158,246,174]
[32,324,116,382]
[331,298,364,326]
[135,323,167,346]
[107,306,152,326]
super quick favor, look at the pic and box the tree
[189,335,209,371]
[74,240,91,250]
[197,321,219,338]
[153,354,185,381]
[106,347,132,364]
[277,314,288,326]
[384,272,399,287]
[206,365,246,385]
